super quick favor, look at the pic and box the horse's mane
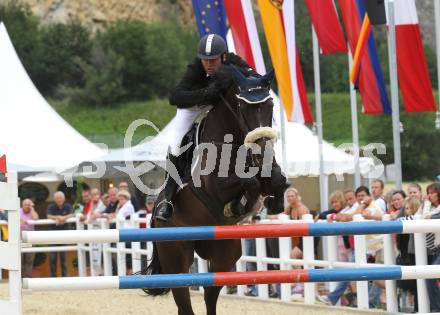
[211,64,236,91]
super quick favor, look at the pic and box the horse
[145,65,288,315]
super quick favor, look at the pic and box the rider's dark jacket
[169,53,257,109]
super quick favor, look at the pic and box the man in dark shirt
[155,33,257,222]
[46,191,73,277]
[103,187,119,215]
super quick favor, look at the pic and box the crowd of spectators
[2,178,439,312]
[241,179,440,312]
[1,181,156,278]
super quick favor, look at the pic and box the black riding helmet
[197,34,227,60]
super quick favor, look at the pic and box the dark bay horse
[145,66,288,315]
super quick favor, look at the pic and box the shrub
[34,22,92,95]
[363,111,440,181]
[60,45,125,107]
[0,3,40,81]
[98,20,197,100]
[97,21,153,100]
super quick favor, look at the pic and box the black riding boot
[154,153,181,222]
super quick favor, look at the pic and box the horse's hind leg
[202,239,242,315]
[157,241,195,315]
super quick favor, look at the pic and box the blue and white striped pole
[21,220,440,244]
[22,265,440,291]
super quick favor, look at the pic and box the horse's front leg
[239,176,262,214]
[157,240,195,315]
[260,160,289,214]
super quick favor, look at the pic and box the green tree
[144,21,196,97]
[98,21,154,100]
[35,22,92,96]
[60,45,125,107]
[98,20,197,100]
[364,111,440,181]
[0,3,40,83]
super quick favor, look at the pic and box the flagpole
[279,99,288,176]
[348,48,361,188]
[312,27,327,213]
[386,0,403,189]
[435,0,440,129]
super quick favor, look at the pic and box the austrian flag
[391,0,436,112]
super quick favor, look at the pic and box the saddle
[175,111,247,221]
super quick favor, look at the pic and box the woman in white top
[116,190,135,220]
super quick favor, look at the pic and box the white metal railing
[0,171,21,315]
[2,203,440,313]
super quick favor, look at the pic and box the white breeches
[170,105,211,156]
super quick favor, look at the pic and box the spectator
[20,199,38,278]
[78,189,93,221]
[118,181,140,212]
[103,187,119,216]
[389,190,406,219]
[316,190,346,221]
[371,179,387,212]
[91,188,106,213]
[284,188,309,295]
[47,191,73,277]
[322,186,385,307]
[116,190,135,220]
[425,183,440,312]
[408,183,423,202]
[424,183,440,219]
[343,189,358,213]
[334,186,382,222]
[385,189,398,214]
[396,197,421,312]
[101,193,110,208]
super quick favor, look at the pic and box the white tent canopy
[0,23,105,172]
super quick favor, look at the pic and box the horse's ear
[262,69,275,86]
[230,65,247,86]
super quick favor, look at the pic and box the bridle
[219,94,264,139]
[218,93,268,168]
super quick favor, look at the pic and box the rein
[219,94,251,137]
[218,94,266,168]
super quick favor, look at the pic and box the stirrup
[154,200,174,221]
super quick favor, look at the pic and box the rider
[154,33,257,221]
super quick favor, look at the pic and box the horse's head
[228,67,277,168]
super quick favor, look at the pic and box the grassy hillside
[52,99,176,148]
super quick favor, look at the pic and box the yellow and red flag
[258,0,313,123]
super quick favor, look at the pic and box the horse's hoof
[223,203,234,217]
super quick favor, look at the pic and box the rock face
[8,0,194,31]
[4,0,436,48]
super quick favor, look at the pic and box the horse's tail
[141,241,170,296]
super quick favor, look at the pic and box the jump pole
[22,220,440,244]
[22,265,440,291]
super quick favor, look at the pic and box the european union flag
[192,0,227,40]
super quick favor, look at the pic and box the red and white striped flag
[305,0,347,54]
[392,0,436,112]
[223,0,266,74]
[0,155,6,173]
[282,0,313,123]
